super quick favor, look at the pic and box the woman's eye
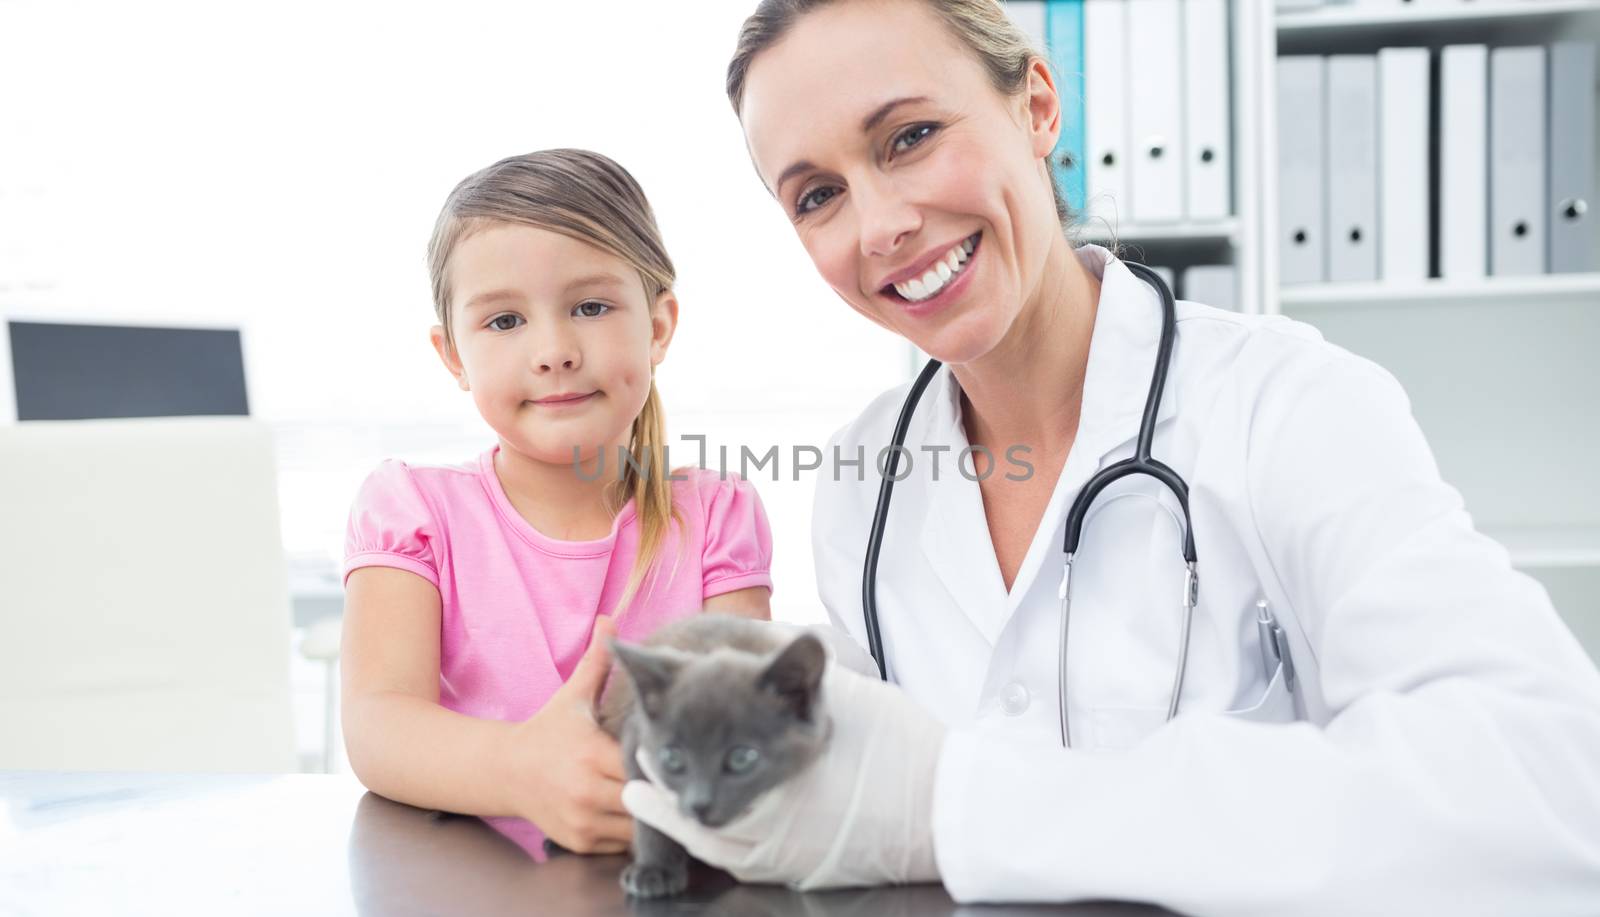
[892,123,936,154]
[574,300,610,318]
[724,746,760,774]
[796,185,839,216]
[487,314,523,332]
[659,746,686,775]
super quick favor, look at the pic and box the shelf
[1077,219,1238,245]
[1486,525,1600,569]
[1277,272,1600,311]
[1277,0,1600,34]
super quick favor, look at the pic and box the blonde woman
[621,2,1600,913]
[340,150,773,858]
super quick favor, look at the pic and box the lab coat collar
[1073,243,1182,449]
[917,244,1182,640]
[923,244,1182,471]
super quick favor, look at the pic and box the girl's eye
[574,300,610,318]
[892,123,936,154]
[724,746,760,774]
[488,314,523,332]
[659,746,686,775]
[796,185,839,216]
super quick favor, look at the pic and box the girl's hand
[502,616,633,854]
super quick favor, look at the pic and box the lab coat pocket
[1224,659,1298,724]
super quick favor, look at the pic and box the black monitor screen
[9,321,249,421]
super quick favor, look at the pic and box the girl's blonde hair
[426,149,682,616]
[726,0,1075,226]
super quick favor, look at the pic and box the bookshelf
[1260,2,1600,659]
[1276,0,1600,36]
[1018,0,1600,657]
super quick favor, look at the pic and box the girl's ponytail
[609,376,678,616]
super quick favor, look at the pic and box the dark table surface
[0,771,1179,916]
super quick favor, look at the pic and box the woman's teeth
[894,235,977,302]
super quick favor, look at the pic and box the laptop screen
[8,321,249,421]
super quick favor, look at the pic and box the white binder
[1327,55,1378,283]
[1490,46,1547,277]
[1181,264,1238,311]
[1127,0,1184,223]
[1183,0,1231,221]
[1440,45,1488,280]
[1083,0,1128,229]
[1549,41,1595,274]
[1277,56,1325,285]
[1379,47,1430,283]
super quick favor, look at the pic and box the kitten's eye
[658,746,687,775]
[724,746,760,775]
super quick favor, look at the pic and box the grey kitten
[597,613,831,899]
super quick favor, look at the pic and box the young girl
[339,149,774,858]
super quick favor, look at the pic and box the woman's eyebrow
[860,95,929,132]
[772,96,932,198]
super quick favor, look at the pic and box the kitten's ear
[757,633,827,722]
[610,641,683,719]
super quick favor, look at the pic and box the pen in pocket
[1255,599,1279,679]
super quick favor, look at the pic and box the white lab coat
[811,245,1600,916]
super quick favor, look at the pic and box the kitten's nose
[690,799,713,821]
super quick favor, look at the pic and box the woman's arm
[933,353,1600,913]
[341,566,632,853]
[634,351,1600,911]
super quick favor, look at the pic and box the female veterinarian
[622,2,1600,914]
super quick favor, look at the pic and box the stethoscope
[860,262,1197,749]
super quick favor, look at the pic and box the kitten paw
[620,861,689,898]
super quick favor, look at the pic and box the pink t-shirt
[342,444,773,855]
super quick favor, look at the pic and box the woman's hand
[500,616,633,854]
[622,662,947,889]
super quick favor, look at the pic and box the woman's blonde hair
[726,0,1075,225]
[426,149,682,616]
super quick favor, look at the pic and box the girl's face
[739,0,1063,365]
[431,223,676,467]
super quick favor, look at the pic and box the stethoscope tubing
[861,261,1198,747]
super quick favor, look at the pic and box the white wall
[0,0,911,623]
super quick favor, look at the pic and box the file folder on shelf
[1548,41,1595,274]
[1182,264,1238,311]
[1379,47,1430,283]
[1490,46,1547,277]
[1127,0,1184,223]
[1046,1,1087,214]
[1277,55,1325,285]
[1183,0,1231,222]
[1441,45,1488,280]
[1082,0,1128,228]
[1327,55,1378,283]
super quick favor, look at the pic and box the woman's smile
[878,231,982,320]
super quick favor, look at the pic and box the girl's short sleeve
[343,460,441,588]
[699,473,774,599]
